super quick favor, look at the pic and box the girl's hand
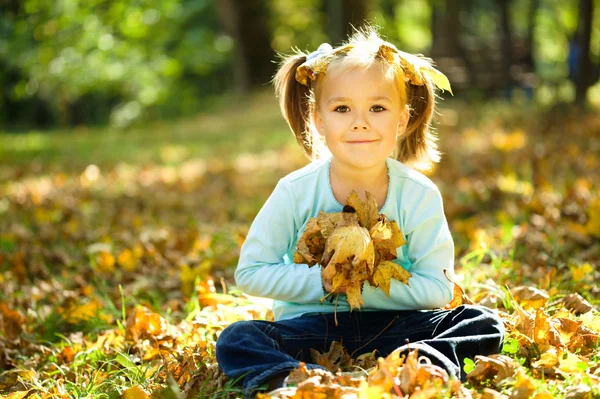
[322,276,346,294]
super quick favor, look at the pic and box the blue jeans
[216,305,504,398]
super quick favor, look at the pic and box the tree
[216,0,275,92]
[323,0,371,46]
[572,0,599,106]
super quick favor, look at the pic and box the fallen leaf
[467,354,520,387]
[121,385,150,399]
[310,341,352,372]
[562,293,593,315]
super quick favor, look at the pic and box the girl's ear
[396,105,410,135]
[313,109,325,136]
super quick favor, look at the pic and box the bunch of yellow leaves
[294,191,410,310]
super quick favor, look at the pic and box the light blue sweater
[235,156,454,320]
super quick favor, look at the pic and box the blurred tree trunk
[496,0,514,89]
[573,0,596,106]
[526,0,540,72]
[324,0,371,46]
[431,0,461,57]
[216,0,275,92]
[430,0,476,86]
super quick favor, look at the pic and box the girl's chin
[333,155,387,169]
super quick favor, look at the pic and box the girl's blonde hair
[273,27,442,171]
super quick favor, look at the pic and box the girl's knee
[217,321,255,349]
[454,305,505,333]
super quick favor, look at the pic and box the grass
[0,90,295,172]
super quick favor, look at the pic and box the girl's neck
[329,157,389,210]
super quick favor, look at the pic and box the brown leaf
[467,354,520,387]
[370,215,405,263]
[126,306,167,342]
[562,293,594,315]
[512,286,549,310]
[316,211,358,239]
[347,191,379,230]
[533,308,564,350]
[0,303,24,340]
[514,304,535,338]
[372,261,411,296]
[294,218,324,266]
[310,341,352,372]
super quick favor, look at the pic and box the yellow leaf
[389,221,406,247]
[571,263,593,282]
[347,280,364,310]
[422,68,453,95]
[347,191,380,230]
[96,250,115,273]
[2,391,30,399]
[121,386,150,399]
[372,261,411,296]
[117,249,137,271]
[559,351,585,373]
[580,311,600,332]
[510,371,536,399]
[531,348,559,369]
[359,381,391,399]
[324,225,374,270]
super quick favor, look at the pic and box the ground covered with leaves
[1,96,599,398]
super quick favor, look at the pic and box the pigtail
[272,52,315,159]
[395,77,440,171]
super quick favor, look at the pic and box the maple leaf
[372,261,411,296]
[466,354,520,387]
[310,341,352,372]
[293,218,324,266]
[347,191,379,230]
[369,215,405,263]
[324,225,375,269]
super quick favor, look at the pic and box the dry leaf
[512,286,549,310]
[347,191,379,230]
[509,371,536,399]
[372,261,411,296]
[467,354,520,387]
[310,341,352,372]
[562,293,593,315]
[443,270,473,309]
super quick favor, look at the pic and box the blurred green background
[1,0,599,132]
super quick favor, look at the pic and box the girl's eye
[371,105,386,112]
[334,105,350,113]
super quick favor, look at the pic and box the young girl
[216,28,504,398]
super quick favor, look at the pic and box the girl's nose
[352,118,369,130]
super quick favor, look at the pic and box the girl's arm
[362,186,454,309]
[234,179,325,303]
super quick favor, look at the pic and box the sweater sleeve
[362,185,454,310]
[234,179,326,303]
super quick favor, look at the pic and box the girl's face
[314,64,410,170]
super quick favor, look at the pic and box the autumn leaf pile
[293,191,410,309]
[1,103,600,398]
